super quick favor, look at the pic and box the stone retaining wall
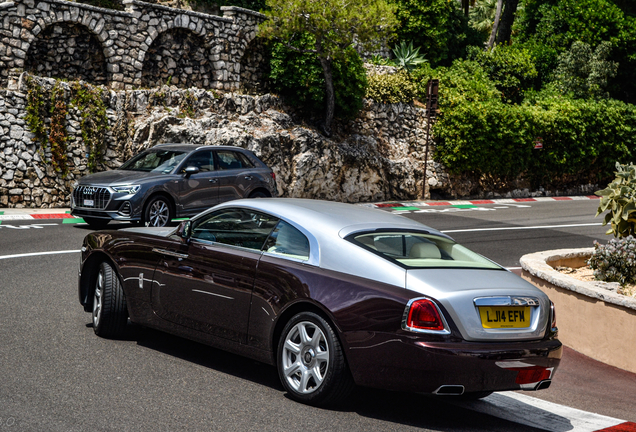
[0,0,265,90]
[0,74,441,207]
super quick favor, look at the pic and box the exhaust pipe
[434,385,465,395]
[535,380,551,390]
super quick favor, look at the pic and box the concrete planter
[520,248,636,374]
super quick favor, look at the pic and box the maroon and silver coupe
[78,199,562,405]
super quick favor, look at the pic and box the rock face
[0,74,441,208]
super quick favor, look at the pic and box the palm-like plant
[469,0,497,34]
[392,41,427,71]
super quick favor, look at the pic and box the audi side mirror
[184,166,199,177]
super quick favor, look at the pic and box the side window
[263,221,310,261]
[183,150,214,172]
[216,151,243,170]
[191,208,279,250]
[237,152,255,168]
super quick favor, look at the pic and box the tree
[495,0,519,45]
[553,41,618,99]
[260,0,397,136]
[391,0,482,66]
[486,0,503,49]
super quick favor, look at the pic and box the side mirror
[184,166,199,177]
[175,220,192,241]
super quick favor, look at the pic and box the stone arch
[140,27,213,88]
[24,21,108,85]
[239,36,269,95]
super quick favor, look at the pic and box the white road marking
[0,250,80,260]
[0,223,59,229]
[442,223,602,234]
[452,392,628,432]
[0,215,35,220]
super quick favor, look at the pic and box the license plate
[479,306,530,329]
[83,199,94,207]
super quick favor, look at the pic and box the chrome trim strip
[152,248,189,259]
[474,296,540,307]
[433,385,465,395]
[192,289,234,300]
[401,297,451,335]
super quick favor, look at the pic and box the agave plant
[392,41,427,71]
[595,162,636,237]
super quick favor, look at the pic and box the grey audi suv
[70,144,277,228]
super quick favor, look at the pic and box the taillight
[404,298,448,333]
[270,172,276,181]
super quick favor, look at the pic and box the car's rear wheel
[83,217,110,229]
[144,196,172,227]
[277,312,354,406]
[92,261,128,338]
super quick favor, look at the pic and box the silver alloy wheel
[93,269,103,328]
[148,199,169,227]
[281,321,330,394]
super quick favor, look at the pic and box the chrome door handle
[209,179,218,183]
[244,176,253,180]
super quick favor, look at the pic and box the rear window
[348,231,501,270]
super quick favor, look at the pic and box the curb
[368,195,600,210]
[0,195,601,221]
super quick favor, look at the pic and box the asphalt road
[0,199,634,431]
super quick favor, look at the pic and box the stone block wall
[0,0,265,90]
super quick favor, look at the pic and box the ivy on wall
[25,77,69,176]
[70,82,109,172]
[49,83,69,175]
[24,77,110,175]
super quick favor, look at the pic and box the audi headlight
[112,185,141,194]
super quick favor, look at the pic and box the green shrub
[595,162,636,237]
[467,45,538,104]
[589,236,636,285]
[365,70,417,104]
[426,61,636,185]
[269,34,367,119]
[516,0,636,103]
[389,0,484,66]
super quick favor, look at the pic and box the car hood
[406,268,551,342]
[77,169,168,186]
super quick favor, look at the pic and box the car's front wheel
[277,312,354,406]
[144,196,172,227]
[92,261,128,338]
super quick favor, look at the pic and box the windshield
[120,150,187,173]
[348,231,502,270]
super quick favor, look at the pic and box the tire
[83,217,110,229]
[92,261,128,338]
[277,312,354,406]
[248,190,269,198]
[144,196,172,227]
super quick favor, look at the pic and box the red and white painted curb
[370,195,600,209]
[454,392,636,432]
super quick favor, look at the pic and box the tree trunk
[318,56,335,137]
[496,0,520,45]
[487,0,504,50]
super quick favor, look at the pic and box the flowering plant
[588,236,636,286]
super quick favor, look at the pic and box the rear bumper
[345,332,562,394]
